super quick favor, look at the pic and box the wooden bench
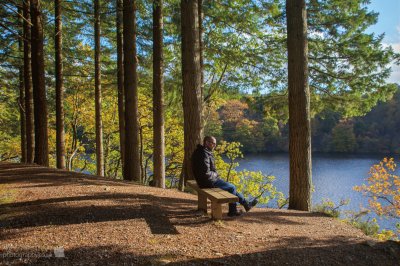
[187,180,239,220]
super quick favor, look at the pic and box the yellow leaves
[215,141,243,161]
[383,157,396,171]
[354,157,400,219]
[0,135,20,161]
[164,111,184,180]
[213,141,281,205]
[313,198,349,218]
[375,230,397,241]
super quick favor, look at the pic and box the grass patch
[313,199,399,241]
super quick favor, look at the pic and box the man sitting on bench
[191,136,258,217]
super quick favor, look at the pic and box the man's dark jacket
[191,144,218,188]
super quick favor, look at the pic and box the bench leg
[211,201,222,220]
[198,193,207,213]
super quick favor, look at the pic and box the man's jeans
[212,178,247,214]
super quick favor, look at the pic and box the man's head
[203,136,216,151]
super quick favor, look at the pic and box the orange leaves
[219,100,249,123]
[354,157,400,220]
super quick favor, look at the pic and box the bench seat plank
[187,180,238,203]
[201,189,238,203]
[187,180,239,219]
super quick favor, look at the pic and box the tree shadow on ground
[0,163,131,188]
[0,238,398,265]
[0,192,195,209]
[0,163,399,265]
[237,210,327,225]
[0,192,211,240]
[0,162,334,241]
[179,237,400,266]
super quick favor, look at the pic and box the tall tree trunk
[139,126,144,181]
[123,0,141,181]
[116,0,125,174]
[94,0,104,176]
[55,0,66,169]
[153,0,165,188]
[198,0,204,100]
[179,0,203,191]
[18,31,26,163]
[23,0,34,164]
[286,0,312,211]
[31,0,49,166]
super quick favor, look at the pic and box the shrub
[313,198,350,218]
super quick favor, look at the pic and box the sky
[367,0,400,83]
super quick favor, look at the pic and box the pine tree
[18,22,26,163]
[179,0,203,190]
[116,0,125,173]
[94,0,104,176]
[287,0,312,211]
[31,0,49,166]
[153,0,165,188]
[123,0,141,181]
[23,0,35,164]
[55,0,66,169]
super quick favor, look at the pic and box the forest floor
[0,162,399,265]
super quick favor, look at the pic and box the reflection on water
[237,153,398,231]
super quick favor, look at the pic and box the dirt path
[0,162,398,265]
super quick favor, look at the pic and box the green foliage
[344,209,399,241]
[212,88,400,154]
[164,112,185,187]
[312,199,399,241]
[214,141,242,183]
[354,158,400,240]
[277,196,289,209]
[203,0,287,94]
[330,122,357,152]
[0,68,20,161]
[238,170,284,206]
[313,198,350,218]
[346,212,399,241]
[0,0,398,175]
[307,0,399,116]
[347,214,381,237]
[353,89,400,153]
[204,98,226,140]
[214,141,284,206]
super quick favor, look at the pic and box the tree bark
[23,0,34,164]
[198,0,204,100]
[153,0,165,188]
[94,0,104,176]
[179,0,203,190]
[116,0,125,174]
[123,0,141,181]
[55,0,66,169]
[18,31,26,163]
[31,0,49,166]
[286,0,312,211]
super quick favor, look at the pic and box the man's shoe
[244,198,258,212]
[227,210,243,217]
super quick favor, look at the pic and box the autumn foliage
[354,157,400,222]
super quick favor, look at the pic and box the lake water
[237,153,398,231]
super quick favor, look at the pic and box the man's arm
[193,150,218,187]
[202,154,218,181]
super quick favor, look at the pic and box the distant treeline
[206,88,400,154]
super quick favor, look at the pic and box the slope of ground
[0,162,399,265]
